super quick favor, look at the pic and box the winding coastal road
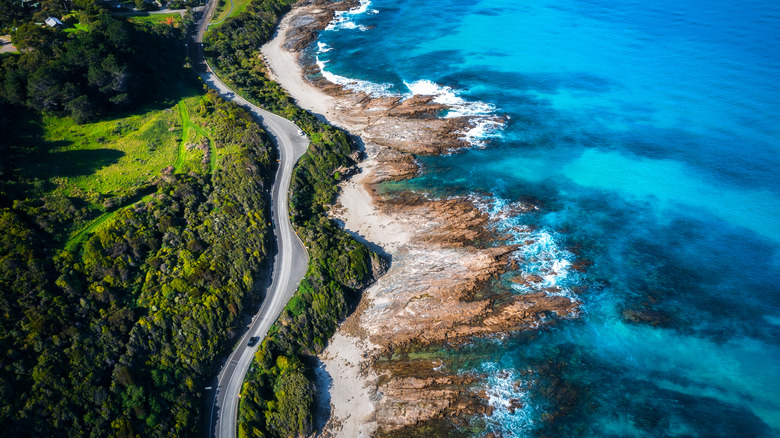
[189,4,310,438]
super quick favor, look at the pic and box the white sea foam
[315,56,396,96]
[514,228,580,302]
[464,118,505,145]
[404,79,495,116]
[316,37,395,96]
[480,362,536,436]
[471,195,581,304]
[404,79,505,146]
[348,0,371,15]
[326,0,373,31]
[337,22,370,31]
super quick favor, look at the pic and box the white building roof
[45,17,63,27]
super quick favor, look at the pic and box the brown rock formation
[372,359,492,431]
[343,176,578,431]
[282,0,360,52]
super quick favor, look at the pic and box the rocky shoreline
[260,1,581,434]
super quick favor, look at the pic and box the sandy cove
[261,1,580,435]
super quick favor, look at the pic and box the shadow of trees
[43,149,126,178]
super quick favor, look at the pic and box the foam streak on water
[471,195,581,303]
[315,49,396,96]
[405,80,505,145]
[479,362,535,437]
[325,0,375,31]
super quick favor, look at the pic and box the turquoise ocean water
[313,0,780,435]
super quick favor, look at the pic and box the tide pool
[315,0,780,435]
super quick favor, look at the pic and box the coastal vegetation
[128,13,185,27]
[0,3,279,435]
[204,1,386,437]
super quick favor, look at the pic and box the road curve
[189,4,310,438]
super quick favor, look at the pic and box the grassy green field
[33,94,220,192]
[35,109,181,195]
[128,13,183,26]
[18,84,219,248]
[209,0,253,28]
[63,22,90,33]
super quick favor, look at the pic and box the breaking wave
[480,362,536,437]
[315,41,396,96]
[471,195,581,303]
[405,79,505,146]
[326,0,375,31]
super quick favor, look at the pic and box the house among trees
[44,17,63,27]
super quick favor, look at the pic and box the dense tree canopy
[1,12,187,123]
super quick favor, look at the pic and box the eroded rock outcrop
[330,172,578,431]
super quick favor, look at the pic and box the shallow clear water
[315,0,780,435]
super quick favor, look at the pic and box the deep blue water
[314,0,780,435]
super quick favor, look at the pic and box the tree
[66,94,95,123]
[0,0,25,28]
[12,22,55,52]
[264,362,314,437]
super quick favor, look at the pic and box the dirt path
[0,36,17,53]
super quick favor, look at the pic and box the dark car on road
[247,337,259,347]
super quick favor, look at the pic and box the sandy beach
[315,332,380,437]
[261,25,335,119]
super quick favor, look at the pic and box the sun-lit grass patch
[18,80,218,250]
[63,22,90,33]
[41,96,197,248]
[208,0,253,29]
[35,109,180,196]
[128,13,183,26]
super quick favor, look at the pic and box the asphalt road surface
[189,5,311,438]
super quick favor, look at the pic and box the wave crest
[315,56,396,96]
[471,195,582,303]
[326,0,374,31]
[480,362,536,436]
[405,79,505,146]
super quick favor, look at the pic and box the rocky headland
[260,1,581,435]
